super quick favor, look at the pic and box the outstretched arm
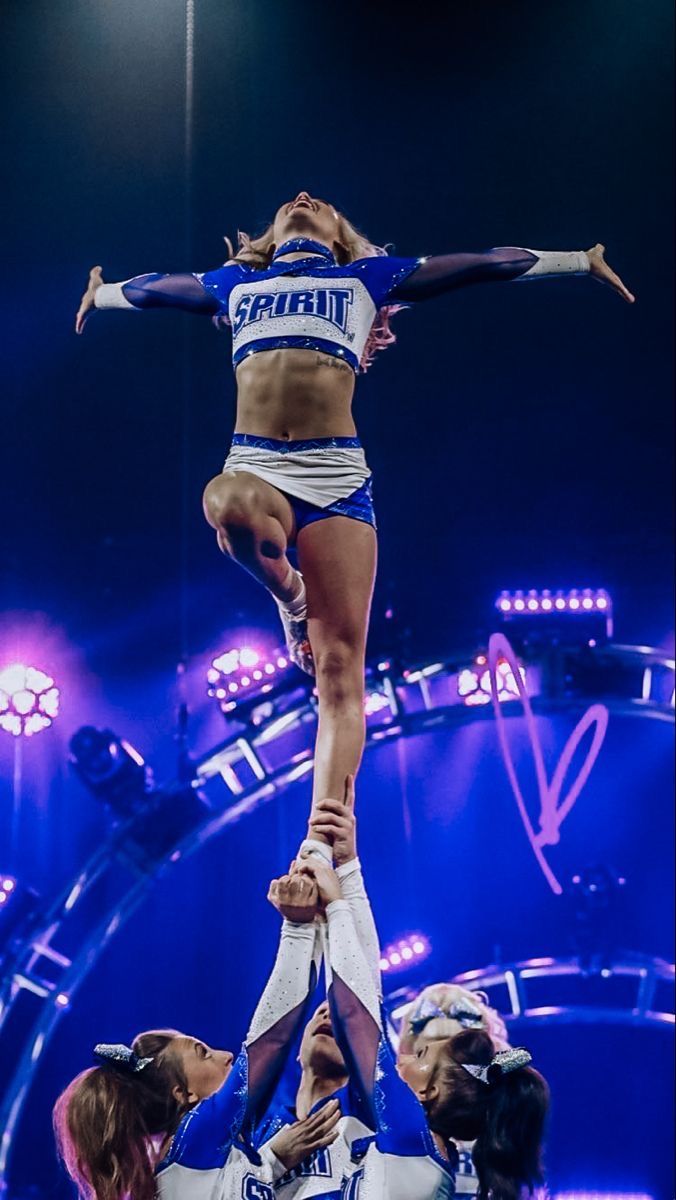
[303,859,446,1171]
[391,242,634,304]
[299,857,382,1125]
[244,873,323,1123]
[75,264,220,332]
[164,874,322,1169]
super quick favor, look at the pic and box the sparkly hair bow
[93,1043,154,1074]
[410,999,484,1035]
[461,1047,532,1085]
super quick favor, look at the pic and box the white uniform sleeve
[324,898,382,1126]
[256,1141,289,1184]
[246,919,321,1045]
[335,857,382,1000]
[516,248,590,278]
[246,834,330,1043]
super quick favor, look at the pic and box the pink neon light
[488,633,609,895]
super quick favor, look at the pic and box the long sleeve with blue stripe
[156,918,322,1198]
[94,246,588,315]
[325,900,456,1199]
[92,245,589,375]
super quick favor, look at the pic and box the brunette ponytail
[53,1030,188,1200]
[425,1029,549,1200]
[473,1061,549,1200]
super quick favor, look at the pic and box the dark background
[1,0,673,1195]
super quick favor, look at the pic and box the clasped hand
[267,776,357,922]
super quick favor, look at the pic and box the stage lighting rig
[69,726,152,817]
[207,644,295,715]
[496,588,613,646]
[457,652,527,707]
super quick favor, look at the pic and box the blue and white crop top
[200,242,422,373]
[94,238,590,374]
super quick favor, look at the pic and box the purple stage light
[379,932,431,974]
[0,876,17,907]
[239,648,259,669]
[208,642,294,714]
[553,1193,654,1200]
[364,688,392,718]
[0,663,60,737]
[458,656,526,707]
[496,589,614,639]
[497,588,612,616]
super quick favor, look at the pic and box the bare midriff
[234,348,357,441]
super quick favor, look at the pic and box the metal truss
[388,954,675,1032]
[0,642,673,1187]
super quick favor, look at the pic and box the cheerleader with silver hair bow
[75,193,633,824]
[53,865,340,1200]
[396,984,509,1057]
[396,985,510,1195]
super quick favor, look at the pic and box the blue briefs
[222,434,376,534]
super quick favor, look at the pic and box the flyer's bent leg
[203,470,300,605]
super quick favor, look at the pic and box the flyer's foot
[275,572,315,676]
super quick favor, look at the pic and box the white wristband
[94,281,139,310]
[299,837,333,866]
[518,249,590,279]
[258,1143,288,1183]
[335,857,360,880]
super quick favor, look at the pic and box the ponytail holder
[93,1043,154,1074]
[461,1046,532,1085]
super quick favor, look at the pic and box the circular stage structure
[0,639,673,1188]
